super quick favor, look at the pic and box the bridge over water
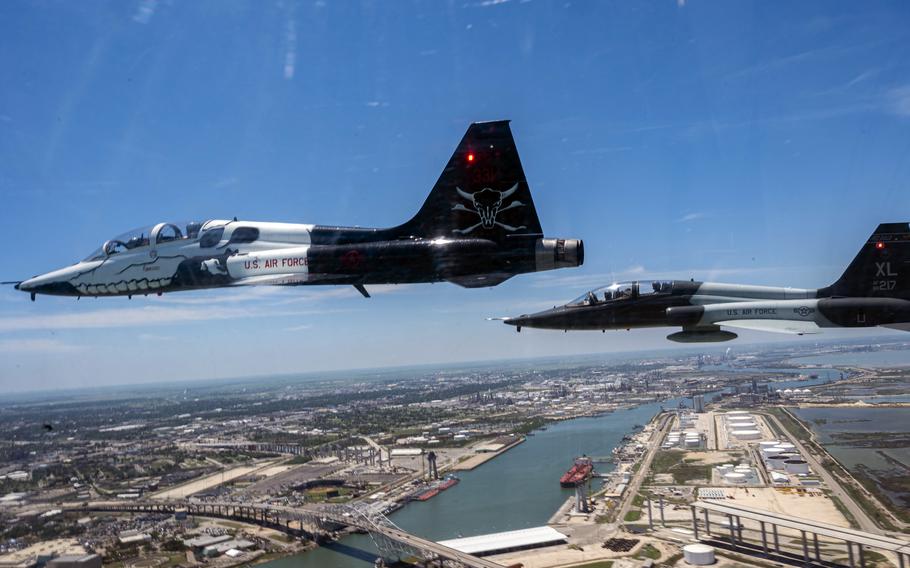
[73,500,503,568]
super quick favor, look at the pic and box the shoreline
[448,436,525,471]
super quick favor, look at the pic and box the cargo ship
[415,488,440,501]
[437,476,459,491]
[560,456,593,487]
[411,475,460,501]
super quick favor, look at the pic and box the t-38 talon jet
[500,223,910,342]
[10,121,582,301]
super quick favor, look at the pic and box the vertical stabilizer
[823,222,910,298]
[397,121,544,240]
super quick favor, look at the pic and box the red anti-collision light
[875,241,885,249]
[467,153,474,162]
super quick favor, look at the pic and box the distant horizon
[4,334,904,402]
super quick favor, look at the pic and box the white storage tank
[727,410,750,416]
[683,543,716,565]
[765,454,787,469]
[760,440,781,448]
[785,459,810,475]
[776,442,796,451]
[731,429,761,440]
[716,464,733,473]
[724,472,747,484]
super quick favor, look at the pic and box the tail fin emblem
[451,184,526,234]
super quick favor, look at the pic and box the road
[70,500,505,568]
[615,412,674,525]
[762,411,883,534]
[360,435,390,464]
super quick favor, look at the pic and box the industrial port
[2,339,909,568]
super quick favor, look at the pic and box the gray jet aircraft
[501,223,910,342]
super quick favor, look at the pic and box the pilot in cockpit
[186,222,202,239]
[126,236,148,249]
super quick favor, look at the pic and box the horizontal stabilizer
[717,319,821,335]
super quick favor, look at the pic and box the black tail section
[397,120,544,240]
[823,223,910,298]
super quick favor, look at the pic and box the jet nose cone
[17,271,80,297]
[502,315,527,326]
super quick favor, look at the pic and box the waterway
[259,375,834,568]
[702,364,842,383]
[792,406,910,511]
[245,368,840,568]
[262,395,702,568]
[790,349,910,368]
[256,368,840,568]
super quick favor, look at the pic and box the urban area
[2,339,908,568]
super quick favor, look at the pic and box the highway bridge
[71,500,503,568]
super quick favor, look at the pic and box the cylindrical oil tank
[683,543,716,565]
[731,429,761,440]
[785,459,810,474]
[765,454,787,469]
[724,472,747,484]
[727,419,753,426]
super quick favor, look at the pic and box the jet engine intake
[535,238,583,271]
[665,305,705,326]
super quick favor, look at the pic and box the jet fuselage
[13,121,584,300]
[18,220,580,298]
[503,223,910,342]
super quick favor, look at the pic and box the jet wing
[716,319,821,335]
[228,274,370,297]
[228,274,311,286]
[880,323,910,332]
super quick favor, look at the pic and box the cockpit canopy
[568,280,673,306]
[82,220,225,261]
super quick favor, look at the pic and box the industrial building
[438,526,568,557]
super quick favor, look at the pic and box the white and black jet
[501,223,910,342]
[10,121,583,301]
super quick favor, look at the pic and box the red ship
[438,476,460,491]
[412,475,460,501]
[415,488,440,501]
[559,456,593,487]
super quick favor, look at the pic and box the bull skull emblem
[452,184,526,235]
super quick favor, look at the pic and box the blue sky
[2,1,910,391]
